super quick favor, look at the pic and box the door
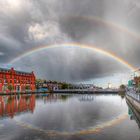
[16,85,20,92]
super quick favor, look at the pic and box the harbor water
[0,94,139,140]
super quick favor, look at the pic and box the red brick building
[0,67,36,92]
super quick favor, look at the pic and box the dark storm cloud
[0,0,140,82]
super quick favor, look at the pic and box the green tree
[119,84,126,97]
[36,79,43,89]
[25,85,30,91]
[120,84,126,90]
[8,85,13,92]
[61,83,69,89]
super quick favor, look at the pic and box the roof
[0,67,33,75]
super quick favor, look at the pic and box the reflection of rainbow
[14,113,128,136]
[10,43,136,71]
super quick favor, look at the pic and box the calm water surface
[0,94,139,140]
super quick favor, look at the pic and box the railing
[127,90,140,102]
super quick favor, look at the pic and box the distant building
[0,67,36,92]
[36,80,61,91]
[134,76,140,87]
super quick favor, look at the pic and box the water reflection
[0,94,127,127]
[0,94,75,119]
[127,99,140,129]
[78,95,95,101]
[0,94,139,140]
[0,95,35,119]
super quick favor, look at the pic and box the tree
[8,85,13,92]
[61,83,69,89]
[25,85,30,91]
[119,84,126,97]
[35,79,43,89]
[120,84,126,90]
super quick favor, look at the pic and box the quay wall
[126,95,140,113]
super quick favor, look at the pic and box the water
[0,94,139,140]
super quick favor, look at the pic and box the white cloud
[0,52,4,56]
[0,0,22,12]
[28,21,60,41]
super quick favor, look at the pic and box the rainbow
[62,15,140,41]
[10,43,136,71]
[9,15,140,72]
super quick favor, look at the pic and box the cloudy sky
[0,0,140,87]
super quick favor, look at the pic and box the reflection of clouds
[13,95,127,132]
[0,95,138,139]
[0,124,4,128]
[13,112,127,137]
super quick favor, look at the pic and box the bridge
[53,83,119,94]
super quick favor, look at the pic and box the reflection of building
[78,95,94,102]
[0,67,36,92]
[42,94,71,103]
[0,95,35,118]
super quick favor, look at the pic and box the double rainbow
[9,15,139,71]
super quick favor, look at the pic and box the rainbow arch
[62,15,140,41]
[10,43,136,71]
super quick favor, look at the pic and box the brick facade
[0,67,36,92]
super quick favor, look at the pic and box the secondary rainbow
[10,43,136,71]
[63,15,140,41]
